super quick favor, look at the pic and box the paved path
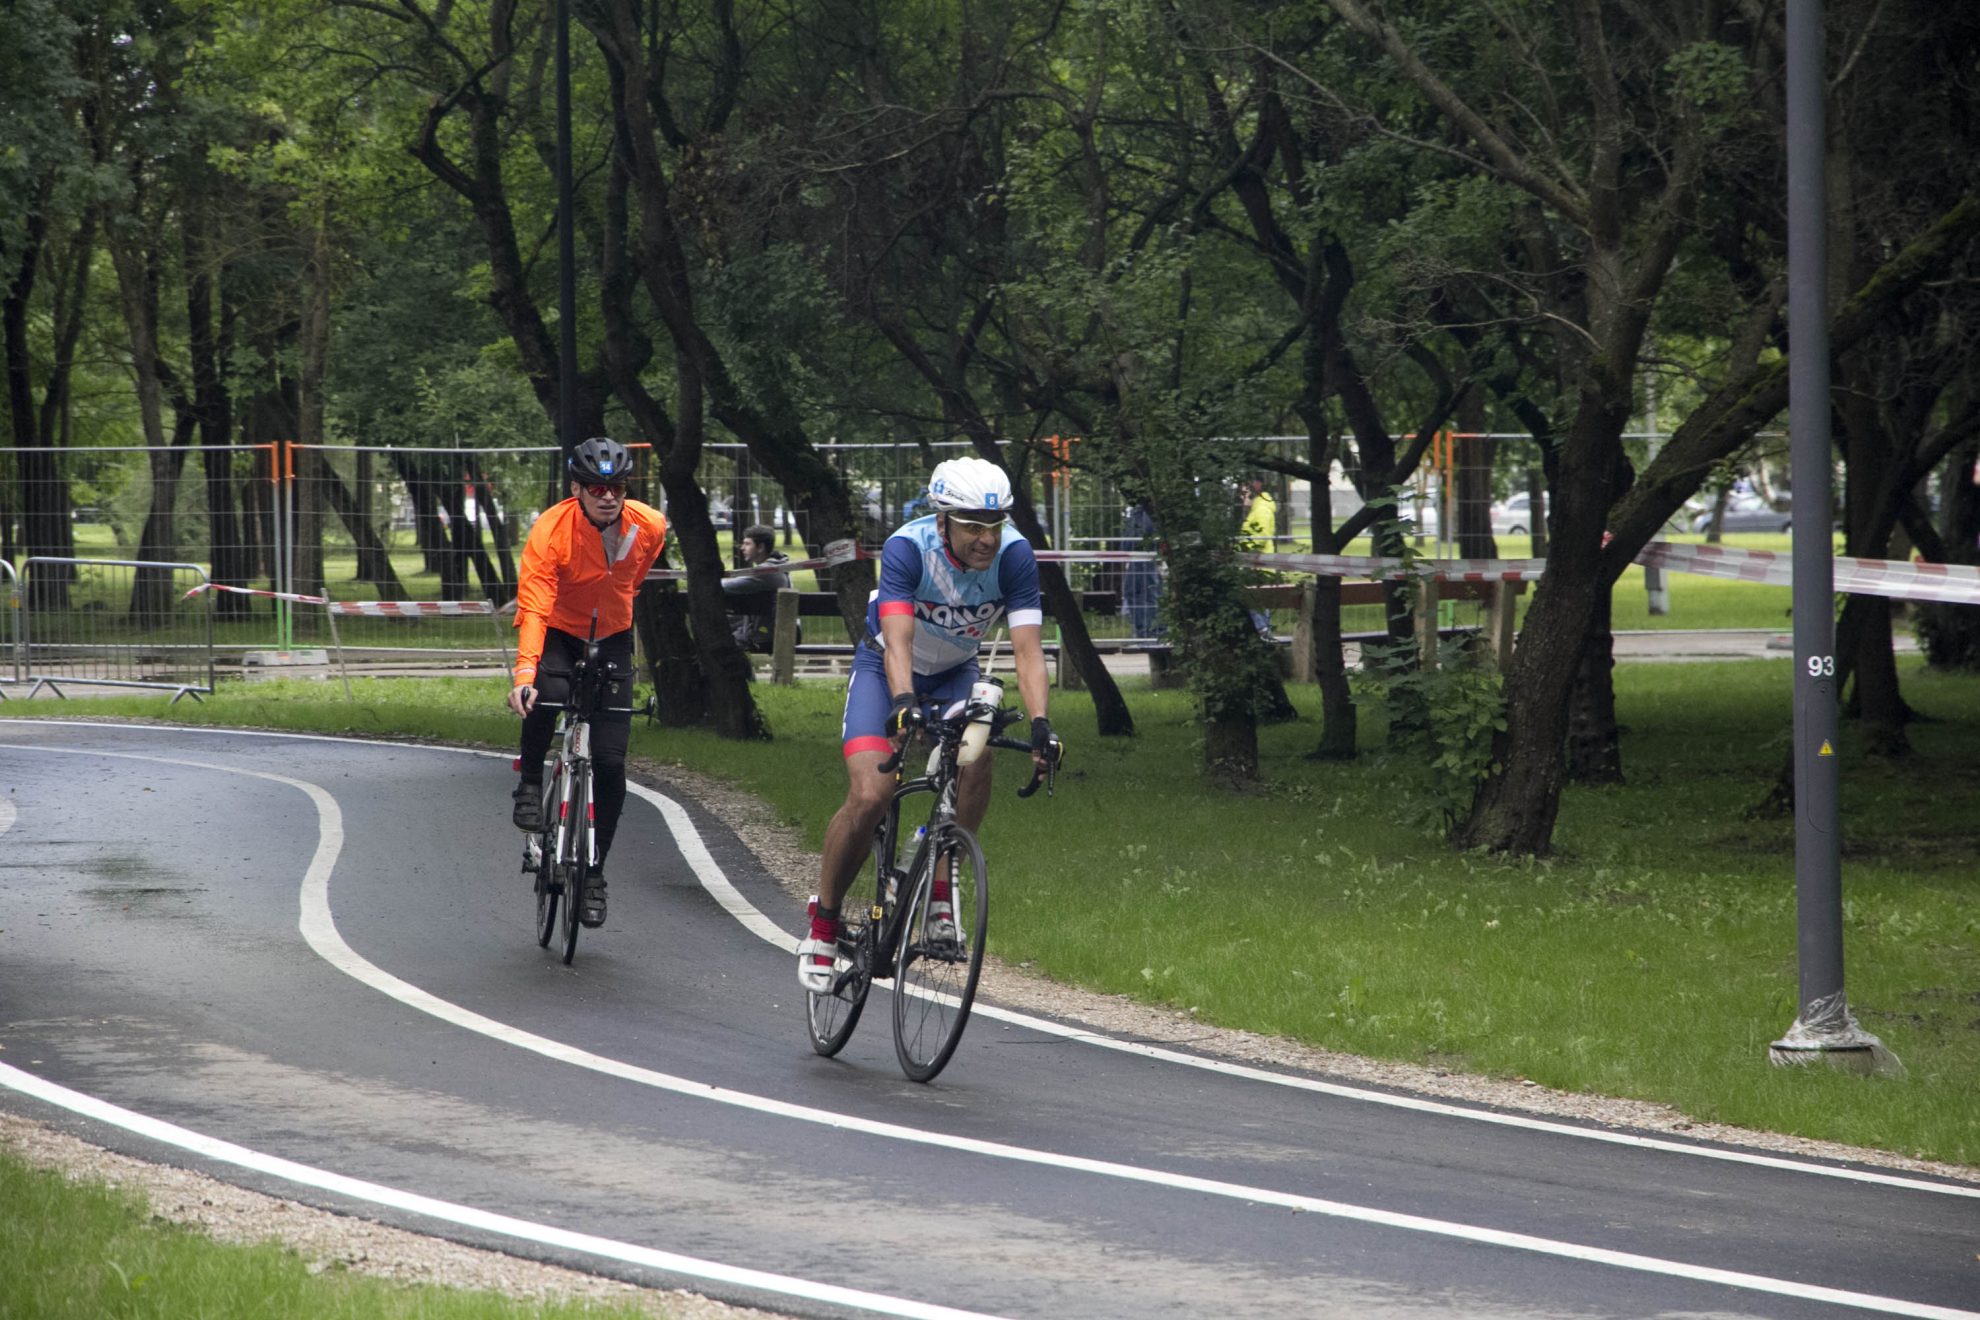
[0,721,1973,1319]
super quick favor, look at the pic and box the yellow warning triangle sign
[1819,740,1835,757]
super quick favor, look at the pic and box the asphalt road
[0,719,1973,1319]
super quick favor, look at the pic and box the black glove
[887,692,925,739]
[1030,716,1063,765]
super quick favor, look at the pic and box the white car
[1691,495,1792,535]
[1490,492,1535,535]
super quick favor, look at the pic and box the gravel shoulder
[4,741,1974,1319]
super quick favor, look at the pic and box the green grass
[34,655,1980,1169]
[0,1152,662,1319]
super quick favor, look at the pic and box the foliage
[1351,634,1507,831]
[1913,603,1980,672]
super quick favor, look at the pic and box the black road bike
[806,684,1056,1082]
[521,632,616,964]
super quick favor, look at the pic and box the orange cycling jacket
[512,497,669,687]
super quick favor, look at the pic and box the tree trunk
[472,464,518,602]
[1453,397,1628,853]
[1564,583,1622,785]
[313,454,408,600]
[1841,593,1909,755]
[5,205,74,607]
[111,220,183,624]
[633,579,707,727]
[1308,575,1357,761]
[185,171,249,621]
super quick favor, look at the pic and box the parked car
[1691,495,1792,535]
[1490,492,1535,535]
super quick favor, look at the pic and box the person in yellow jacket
[507,436,668,927]
[1239,476,1278,634]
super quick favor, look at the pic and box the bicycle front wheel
[891,825,987,1082]
[558,762,589,965]
[532,771,562,947]
[807,822,888,1055]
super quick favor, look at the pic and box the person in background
[1121,502,1164,638]
[722,523,793,652]
[507,437,668,928]
[1240,476,1279,635]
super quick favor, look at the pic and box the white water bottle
[957,675,1004,766]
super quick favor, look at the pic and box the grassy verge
[0,1152,660,1319]
[22,654,1977,1169]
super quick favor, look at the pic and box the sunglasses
[947,514,1005,533]
[582,483,627,499]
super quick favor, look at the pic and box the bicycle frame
[872,701,1031,975]
[526,632,616,961]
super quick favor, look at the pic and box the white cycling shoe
[797,938,838,994]
[924,900,958,945]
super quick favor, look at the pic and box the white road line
[3,732,1974,1319]
[0,1062,1004,1320]
[0,792,16,839]
[7,720,1976,1202]
[6,718,1977,1205]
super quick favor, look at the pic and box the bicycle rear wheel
[558,763,588,965]
[892,824,987,1082]
[807,820,890,1055]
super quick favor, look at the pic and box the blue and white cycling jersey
[867,515,1043,674]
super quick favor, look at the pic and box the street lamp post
[1768,0,1893,1074]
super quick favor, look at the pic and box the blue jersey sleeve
[877,535,924,603]
[998,537,1044,627]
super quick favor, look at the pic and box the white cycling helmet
[927,457,1013,515]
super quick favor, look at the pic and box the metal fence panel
[0,558,19,686]
[21,558,214,700]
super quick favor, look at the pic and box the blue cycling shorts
[840,643,976,758]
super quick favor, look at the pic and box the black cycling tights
[519,627,635,866]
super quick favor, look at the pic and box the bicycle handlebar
[876,705,1057,798]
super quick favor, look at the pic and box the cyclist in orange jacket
[508,436,668,926]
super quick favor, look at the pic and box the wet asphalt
[0,719,1972,1320]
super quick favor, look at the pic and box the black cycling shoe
[511,781,542,832]
[580,870,607,927]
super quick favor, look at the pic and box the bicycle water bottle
[957,675,1004,766]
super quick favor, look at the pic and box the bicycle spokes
[892,828,988,1083]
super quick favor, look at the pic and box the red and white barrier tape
[182,582,500,614]
[325,599,497,617]
[1241,543,1980,606]
[1636,542,1980,606]
[182,582,330,606]
[1239,551,1547,582]
[642,536,1980,607]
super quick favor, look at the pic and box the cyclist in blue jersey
[799,457,1062,992]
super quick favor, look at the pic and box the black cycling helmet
[567,436,632,486]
